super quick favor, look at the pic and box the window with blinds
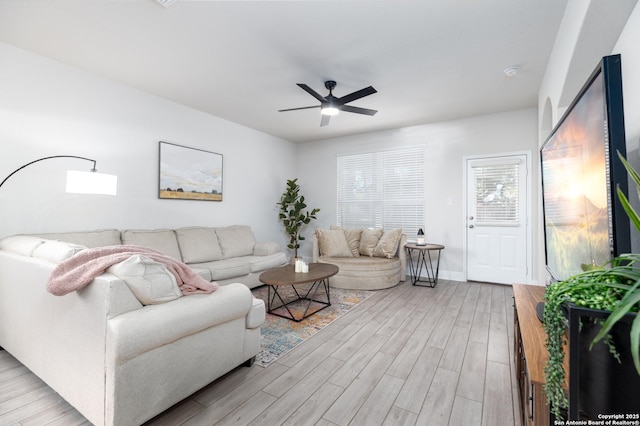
[337,147,424,237]
[472,161,520,224]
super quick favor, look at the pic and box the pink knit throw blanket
[47,245,219,296]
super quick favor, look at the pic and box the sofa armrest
[253,241,280,256]
[247,297,265,329]
[0,251,143,425]
[107,283,253,361]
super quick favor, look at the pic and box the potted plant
[543,152,640,420]
[277,178,320,260]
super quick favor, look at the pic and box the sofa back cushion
[215,225,256,258]
[36,229,122,248]
[0,236,87,263]
[175,227,223,263]
[121,229,182,260]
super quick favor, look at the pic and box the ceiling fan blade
[341,105,378,116]
[337,86,377,105]
[278,105,321,112]
[297,83,327,103]
[320,114,331,127]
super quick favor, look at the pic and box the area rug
[251,283,375,367]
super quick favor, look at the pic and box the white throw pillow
[108,255,182,305]
[0,235,45,256]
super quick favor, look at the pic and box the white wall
[0,42,296,245]
[614,3,640,163]
[537,1,640,279]
[296,108,539,282]
[615,3,640,250]
[538,0,637,137]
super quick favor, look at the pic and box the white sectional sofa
[0,225,284,426]
[35,225,287,288]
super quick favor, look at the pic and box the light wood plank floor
[0,280,522,426]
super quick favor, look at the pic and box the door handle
[469,224,474,228]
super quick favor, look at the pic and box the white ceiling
[0,0,569,143]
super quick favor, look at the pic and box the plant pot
[566,304,640,419]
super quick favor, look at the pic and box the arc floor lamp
[0,155,117,195]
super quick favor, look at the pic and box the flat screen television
[540,54,630,283]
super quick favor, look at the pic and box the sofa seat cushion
[320,255,399,273]
[189,258,251,280]
[188,267,212,282]
[107,283,253,361]
[318,255,401,290]
[243,252,287,273]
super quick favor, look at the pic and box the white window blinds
[472,160,521,224]
[337,147,425,237]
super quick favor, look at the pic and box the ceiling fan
[279,80,377,127]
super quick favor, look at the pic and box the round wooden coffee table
[259,263,339,322]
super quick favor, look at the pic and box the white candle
[302,262,309,273]
[295,260,301,272]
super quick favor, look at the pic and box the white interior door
[466,154,528,284]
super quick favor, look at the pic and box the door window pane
[473,163,520,223]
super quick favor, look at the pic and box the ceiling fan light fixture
[321,105,340,116]
[504,66,520,77]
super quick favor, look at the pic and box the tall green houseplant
[543,152,640,419]
[277,178,320,259]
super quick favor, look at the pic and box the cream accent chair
[312,226,406,290]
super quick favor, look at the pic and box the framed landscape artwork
[159,141,223,201]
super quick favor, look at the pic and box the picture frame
[158,141,223,201]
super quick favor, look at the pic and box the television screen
[540,54,629,282]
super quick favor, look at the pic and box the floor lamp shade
[66,170,117,195]
[0,155,117,196]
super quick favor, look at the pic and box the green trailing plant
[543,151,640,420]
[276,178,320,259]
